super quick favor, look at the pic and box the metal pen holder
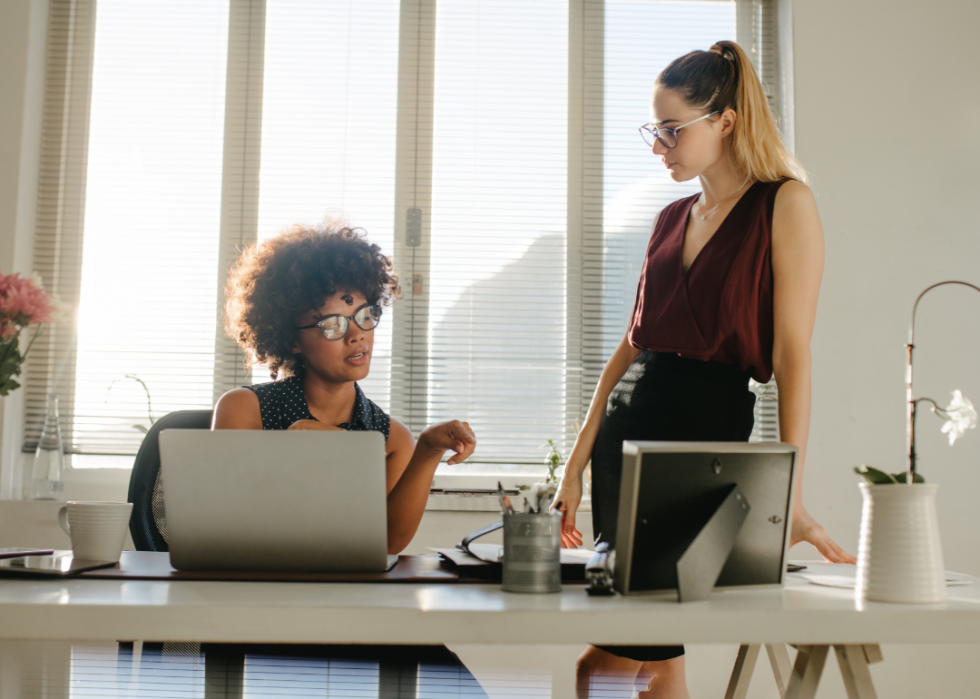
[501,512,561,593]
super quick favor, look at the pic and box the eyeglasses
[638,111,720,149]
[296,303,382,341]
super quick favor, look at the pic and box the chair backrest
[128,410,213,551]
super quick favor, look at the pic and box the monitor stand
[676,483,750,602]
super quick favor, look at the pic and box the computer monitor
[613,441,797,601]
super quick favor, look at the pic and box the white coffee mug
[57,501,133,562]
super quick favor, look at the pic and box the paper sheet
[798,569,973,589]
[430,544,593,566]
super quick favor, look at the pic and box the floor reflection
[1,642,493,698]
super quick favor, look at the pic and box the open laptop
[159,430,397,573]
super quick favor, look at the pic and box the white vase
[856,483,946,604]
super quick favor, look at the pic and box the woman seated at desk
[212,220,477,554]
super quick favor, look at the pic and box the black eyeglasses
[296,303,382,341]
[638,111,720,149]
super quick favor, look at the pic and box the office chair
[127,409,212,552]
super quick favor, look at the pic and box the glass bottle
[31,393,65,501]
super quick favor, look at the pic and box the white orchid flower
[940,390,978,446]
[49,296,73,325]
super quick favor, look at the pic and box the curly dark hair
[224,220,399,379]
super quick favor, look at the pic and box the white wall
[770,0,980,696]
[795,0,980,576]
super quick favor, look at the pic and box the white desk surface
[0,562,977,646]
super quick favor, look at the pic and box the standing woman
[553,41,855,698]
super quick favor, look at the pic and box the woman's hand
[419,420,476,464]
[287,419,343,431]
[791,502,856,564]
[551,475,585,549]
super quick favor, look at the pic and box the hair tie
[709,44,734,61]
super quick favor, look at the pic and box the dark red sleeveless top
[628,179,788,383]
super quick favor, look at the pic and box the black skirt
[591,351,756,662]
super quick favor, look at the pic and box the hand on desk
[791,502,857,564]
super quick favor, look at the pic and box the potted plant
[532,439,563,512]
[854,281,979,603]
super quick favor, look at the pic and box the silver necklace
[696,183,747,221]
[696,197,726,221]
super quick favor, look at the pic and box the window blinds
[25,0,97,453]
[420,0,570,461]
[251,0,401,406]
[28,0,230,456]
[25,0,786,461]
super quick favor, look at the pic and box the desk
[0,563,978,698]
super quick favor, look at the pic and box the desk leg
[834,645,882,699]
[0,641,71,699]
[766,643,792,698]
[862,644,883,665]
[204,646,245,699]
[379,658,420,699]
[725,644,761,699]
[785,645,828,699]
[131,639,143,681]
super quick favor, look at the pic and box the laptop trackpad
[386,555,399,571]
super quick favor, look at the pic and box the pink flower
[0,271,58,327]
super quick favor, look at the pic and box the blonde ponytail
[657,40,806,184]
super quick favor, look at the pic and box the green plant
[857,389,975,485]
[542,439,563,484]
[854,465,925,485]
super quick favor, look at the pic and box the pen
[523,497,531,514]
[497,481,507,515]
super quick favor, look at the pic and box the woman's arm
[772,180,855,564]
[383,418,477,554]
[552,211,661,548]
[552,331,641,547]
[285,416,476,554]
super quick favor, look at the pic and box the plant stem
[125,373,155,426]
[0,330,20,368]
[907,281,980,484]
[21,324,43,362]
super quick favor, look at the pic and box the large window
[25,0,787,471]
[256,0,400,406]
[426,1,569,460]
[73,0,228,459]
